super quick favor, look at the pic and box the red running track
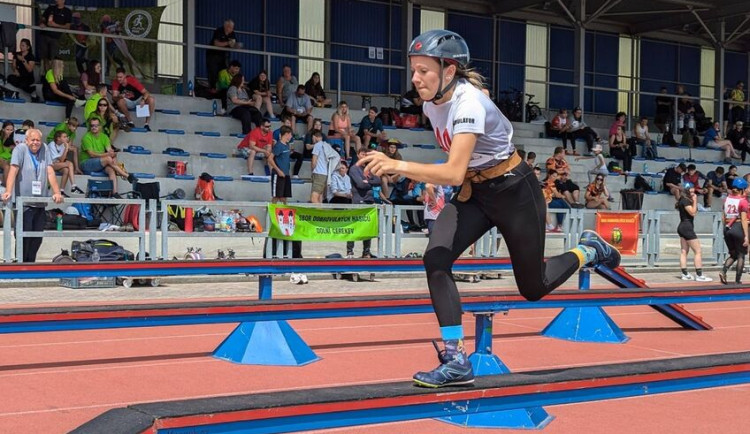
[0,295,748,433]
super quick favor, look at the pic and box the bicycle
[525,93,542,122]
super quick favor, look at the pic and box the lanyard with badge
[28,148,42,196]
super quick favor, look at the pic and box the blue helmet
[733,178,748,190]
[682,182,694,189]
[408,30,470,67]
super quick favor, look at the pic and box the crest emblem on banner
[124,10,152,38]
[276,208,296,236]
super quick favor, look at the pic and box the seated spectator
[358,106,387,149]
[48,131,83,195]
[329,101,362,159]
[683,164,708,207]
[0,121,15,185]
[655,86,673,133]
[576,144,608,182]
[609,125,632,173]
[273,114,304,178]
[380,140,403,198]
[556,170,583,208]
[526,151,536,167]
[309,130,338,203]
[84,84,108,124]
[216,60,241,113]
[236,119,273,176]
[328,159,352,203]
[609,111,626,138]
[585,175,611,210]
[549,108,574,155]
[79,60,101,100]
[248,70,275,117]
[703,121,740,163]
[79,118,135,191]
[4,38,37,99]
[227,73,262,135]
[663,163,687,200]
[704,166,728,208]
[304,118,327,159]
[42,58,85,119]
[206,19,236,93]
[543,169,569,231]
[304,72,332,107]
[727,121,749,163]
[634,116,658,159]
[677,85,696,131]
[545,146,570,174]
[347,147,380,258]
[284,85,314,131]
[400,84,426,127]
[726,165,739,190]
[276,64,298,108]
[112,67,155,131]
[88,95,121,144]
[569,107,601,154]
[46,117,82,174]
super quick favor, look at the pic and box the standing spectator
[719,178,749,284]
[4,38,37,99]
[633,116,657,159]
[79,60,101,100]
[703,121,740,163]
[549,108,574,155]
[576,144,608,182]
[304,72,332,107]
[284,85,314,131]
[677,85,696,131]
[329,101,362,159]
[268,125,293,204]
[216,60,241,113]
[248,70,275,117]
[37,0,72,73]
[545,146,570,174]
[728,81,746,131]
[676,182,711,282]
[422,183,445,235]
[663,163,687,200]
[309,130,337,203]
[704,166,728,208]
[585,175,610,210]
[609,125,632,173]
[328,160,352,203]
[69,12,90,74]
[357,106,387,150]
[569,107,601,154]
[655,86,673,132]
[347,147,380,258]
[276,65,299,108]
[43,58,85,119]
[727,121,749,163]
[206,20,236,94]
[227,74,262,134]
[48,131,83,195]
[112,68,156,131]
[683,164,708,208]
[609,111,626,138]
[236,119,273,176]
[80,118,134,191]
[1,129,64,262]
[273,114,304,178]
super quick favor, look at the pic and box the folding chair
[86,179,123,225]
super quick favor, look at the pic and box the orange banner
[595,212,640,255]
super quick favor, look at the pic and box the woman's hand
[358,151,406,177]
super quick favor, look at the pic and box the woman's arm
[742,211,749,246]
[50,81,75,100]
[684,196,698,216]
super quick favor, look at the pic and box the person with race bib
[676,182,712,282]
[719,178,749,284]
[357,30,621,388]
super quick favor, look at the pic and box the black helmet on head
[408,30,470,102]
[408,29,470,67]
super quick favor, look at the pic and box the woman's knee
[423,247,453,276]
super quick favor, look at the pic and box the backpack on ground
[634,175,653,192]
[196,172,217,201]
[663,131,677,147]
[620,189,644,210]
[71,239,135,262]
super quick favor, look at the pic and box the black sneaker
[127,173,138,184]
[71,186,85,194]
[126,121,136,129]
[143,124,152,132]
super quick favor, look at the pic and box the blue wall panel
[446,12,493,61]
[679,45,700,85]
[331,0,389,47]
[588,31,618,114]
[725,51,748,88]
[639,39,701,117]
[496,19,525,94]
[549,26,574,109]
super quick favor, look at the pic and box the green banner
[267,204,379,241]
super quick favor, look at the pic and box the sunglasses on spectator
[90,124,100,128]
[98,102,108,106]
[596,178,604,181]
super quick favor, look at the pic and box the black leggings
[610,147,632,172]
[571,128,597,152]
[723,222,746,283]
[423,161,580,327]
[43,79,75,118]
[231,105,262,134]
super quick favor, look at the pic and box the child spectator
[0,121,14,186]
[549,108,574,154]
[328,160,352,203]
[46,118,82,174]
[309,130,338,203]
[358,106,387,149]
[576,144,608,182]
[526,151,536,167]
[48,131,83,195]
[268,125,293,204]
[704,166,728,208]
[216,60,241,113]
[273,114,304,178]
[248,70,275,117]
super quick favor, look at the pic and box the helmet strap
[431,59,459,103]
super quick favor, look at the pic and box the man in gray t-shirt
[1,128,63,262]
[284,85,314,131]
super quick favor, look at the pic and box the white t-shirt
[47,141,65,161]
[423,80,515,170]
[311,141,328,175]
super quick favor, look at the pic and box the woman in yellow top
[42,58,85,118]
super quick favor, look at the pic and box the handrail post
[3,201,11,262]
[15,197,23,262]
[138,199,146,260]
[161,199,170,260]
[100,35,106,79]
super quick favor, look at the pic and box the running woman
[719,178,749,284]
[676,182,712,282]
[358,30,621,388]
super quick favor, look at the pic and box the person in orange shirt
[545,146,570,173]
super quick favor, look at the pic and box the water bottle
[92,248,100,263]
[212,100,218,116]
[188,80,194,97]
[657,134,662,145]
[56,213,63,231]
[643,163,648,174]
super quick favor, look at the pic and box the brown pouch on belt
[457,151,522,202]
